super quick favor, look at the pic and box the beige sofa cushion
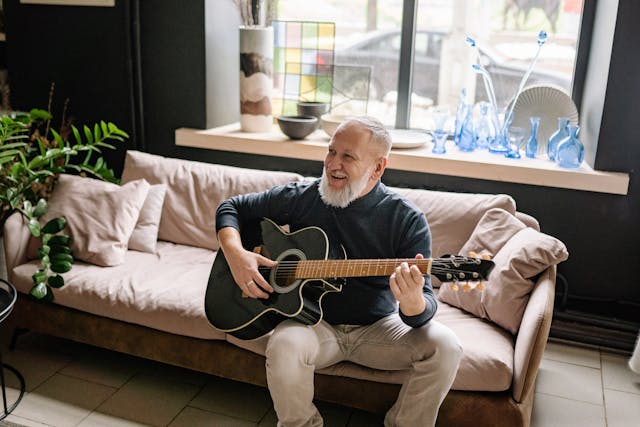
[226,300,514,392]
[120,151,305,251]
[439,209,568,333]
[27,174,150,267]
[128,184,167,253]
[12,242,224,340]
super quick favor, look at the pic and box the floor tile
[603,388,640,427]
[601,352,640,395]
[96,372,200,427]
[60,347,142,388]
[536,358,603,404]
[169,406,255,427]
[531,392,605,427]
[141,359,209,388]
[347,408,385,426]
[77,411,149,427]
[543,341,601,369]
[4,413,53,426]
[257,408,278,427]
[314,400,352,427]
[189,376,272,422]
[11,373,116,426]
[2,346,71,392]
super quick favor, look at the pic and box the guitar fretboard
[294,259,432,279]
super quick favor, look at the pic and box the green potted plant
[0,107,128,301]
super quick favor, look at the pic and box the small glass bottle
[525,117,540,158]
[556,125,584,168]
[475,102,494,150]
[453,88,468,145]
[458,104,476,152]
[547,117,570,161]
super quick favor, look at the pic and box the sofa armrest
[3,211,31,282]
[512,265,556,402]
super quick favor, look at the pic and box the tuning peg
[462,282,472,292]
[450,283,459,292]
[468,251,478,258]
[481,253,493,260]
[476,281,486,291]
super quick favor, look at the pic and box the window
[276,0,584,130]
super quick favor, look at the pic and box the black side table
[0,278,25,420]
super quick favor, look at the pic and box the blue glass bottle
[556,125,584,168]
[475,102,494,149]
[547,117,570,161]
[525,117,540,158]
[453,88,467,145]
[458,104,476,152]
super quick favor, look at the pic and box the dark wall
[3,0,206,175]
[4,0,639,323]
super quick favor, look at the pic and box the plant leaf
[51,261,72,274]
[33,198,48,217]
[48,275,65,288]
[32,269,46,285]
[83,125,94,144]
[42,216,67,234]
[28,218,41,237]
[29,282,48,299]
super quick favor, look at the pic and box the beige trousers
[265,315,463,427]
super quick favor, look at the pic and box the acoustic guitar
[205,218,494,340]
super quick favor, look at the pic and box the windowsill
[175,123,629,195]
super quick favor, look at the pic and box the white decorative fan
[509,84,579,156]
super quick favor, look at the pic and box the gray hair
[338,116,392,157]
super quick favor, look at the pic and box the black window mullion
[395,0,418,129]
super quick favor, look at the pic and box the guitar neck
[294,259,432,279]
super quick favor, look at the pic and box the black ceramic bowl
[277,115,319,139]
[297,102,330,129]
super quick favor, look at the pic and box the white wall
[205,0,241,128]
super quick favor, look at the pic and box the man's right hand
[218,227,276,299]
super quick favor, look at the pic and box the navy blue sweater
[215,179,437,327]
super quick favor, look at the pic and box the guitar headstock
[432,252,495,292]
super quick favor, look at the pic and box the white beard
[318,167,373,208]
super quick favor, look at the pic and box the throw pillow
[438,211,568,334]
[120,150,305,251]
[27,174,150,267]
[128,184,167,253]
[459,208,527,257]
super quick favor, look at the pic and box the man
[216,117,462,427]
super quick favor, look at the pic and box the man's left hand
[390,253,426,316]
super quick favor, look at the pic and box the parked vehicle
[334,29,572,105]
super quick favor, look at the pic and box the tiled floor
[1,332,639,427]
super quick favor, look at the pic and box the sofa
[2,150,568,427]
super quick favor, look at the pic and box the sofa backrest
[121,151,304,250]
[391,187,517,258]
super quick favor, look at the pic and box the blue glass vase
[458,104,476,152]
[556,125,584,168]
[475,102,494,150]
[547,117,570,161]
[453,88,468,145]
[525,117,540,158]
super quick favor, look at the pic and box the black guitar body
[205,219,344,340]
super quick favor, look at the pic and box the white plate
[388,129,430,149]
[509,84,579,156]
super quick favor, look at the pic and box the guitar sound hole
[273,254,299,288]
[270,248,306,294]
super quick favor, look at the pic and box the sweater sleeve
[396,208,438,328]
[215,181,305,233]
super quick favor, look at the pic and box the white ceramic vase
[239,26,274,133]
